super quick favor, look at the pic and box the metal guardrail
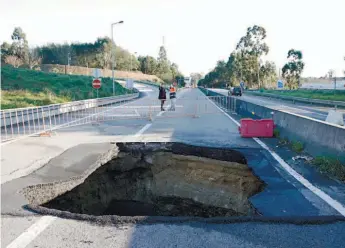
[0,93,139,143]
[245,91,345,108]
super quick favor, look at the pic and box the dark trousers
[160,100,165,110]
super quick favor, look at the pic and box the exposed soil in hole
[41,143,265,217]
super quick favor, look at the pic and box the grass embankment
[1,66,134,109]
[261,89,345,102]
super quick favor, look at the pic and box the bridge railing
[0,93,139,144]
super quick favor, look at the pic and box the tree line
[1,27,184,83]
[198,25,305,89]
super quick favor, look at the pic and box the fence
[0,93,139,143]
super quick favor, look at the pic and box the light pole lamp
[111,20,124,96]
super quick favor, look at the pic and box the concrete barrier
[201,88,345,160]
[326,110,344,126]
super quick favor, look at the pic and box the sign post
[92,78,101,98]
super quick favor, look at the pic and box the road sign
[93,69,102,78]
[125,78,134,89]
[92,78,101,89]
[277,80,284,89]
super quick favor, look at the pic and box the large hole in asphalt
[41,143,265,217]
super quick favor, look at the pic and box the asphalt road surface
[2,84,345,248]
[209,88,345,123]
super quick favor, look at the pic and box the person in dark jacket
[158,83,167,111]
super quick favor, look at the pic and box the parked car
[228,86,242,96]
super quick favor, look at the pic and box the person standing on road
[158,83,167,111]
[169,84,176,111]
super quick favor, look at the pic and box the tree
[156,45,172,82]
[5,55,24,68]
[138,55,158,75]
[1,42,12,62]
[260,61,277,88]
[11,27,29,64]
[236,25,269,57]
[28,47,42,69]
[95,37,112,69]
[282,49,305,89]
[190,73,203,85]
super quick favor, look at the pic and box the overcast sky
[1,0,344,77]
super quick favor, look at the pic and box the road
[209,88,345,122]
[2,84,345,248]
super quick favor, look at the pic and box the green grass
[273,129,280,138]
[291,141,304,153]
[311,156,345,182]
[1,65,135,109]
[262,89,345,102]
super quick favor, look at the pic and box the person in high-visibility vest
[169,85,176,111]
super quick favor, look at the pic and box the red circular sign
[92,79,101,89]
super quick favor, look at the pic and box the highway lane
[209,88,345,122]
[2,86,345,248]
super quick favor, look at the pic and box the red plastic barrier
[238,118,275,138]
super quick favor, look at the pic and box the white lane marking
[6,216,57,248]
[134,123,152,137]
[206,95,345,217]
[134,109,140,116]
[5,103,159,248]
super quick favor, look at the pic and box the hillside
[40,64,163,83]
[0,66,136,109]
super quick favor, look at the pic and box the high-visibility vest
[169,87,176,98]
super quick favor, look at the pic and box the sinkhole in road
[42,143,265,217]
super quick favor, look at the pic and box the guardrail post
[32,108,36,133]
[15,110,20,135]
[53,106,57,127]
[21,110,26,135]
[9,112,14,138]
[3,112,8,141]
[48,105,53,132]
[26,109,31,134]
[41,107,46,131]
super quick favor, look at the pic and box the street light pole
[130,52,137,75]
[111,20,124,96]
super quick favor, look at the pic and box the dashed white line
[6,216,57,248]
[206,95,345,217]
